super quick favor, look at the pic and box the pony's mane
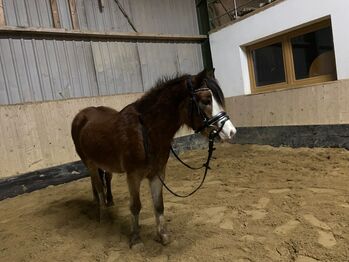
[135,74,189,112]
[153,73,190,89]
[135,73,226,112]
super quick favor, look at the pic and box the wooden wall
[0,94,139,179]
[226,79,349,127]
[0,93,193,179]
[2,79,348,179]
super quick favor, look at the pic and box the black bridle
[158,77,230,198]
[187,78,230,134]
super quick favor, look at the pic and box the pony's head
[185,69,237,141]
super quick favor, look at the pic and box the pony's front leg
[127,174,143,248]
[149,173,170,245]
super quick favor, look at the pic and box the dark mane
[134,73,225,113]
[206,78,225,108]
[153,73,190,89]
[135,74,189,112]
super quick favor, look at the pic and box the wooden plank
[50,0,61,28]
[324,81,340,125]
[0,0,5,26]
[98,0,105,11]
[0,132,203,201]
[338,80,349,123]
[224,80,349,128]
[231,125,349,149]
[0,26,207,42]
[0,94,144,178]
[68,0,79,30]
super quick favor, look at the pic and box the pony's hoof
[129,235,143,250]
[98,214,108,224]
[98,207,110,223]
[106,200,114,207]
[156,232,171,246]
[131,242,144,251]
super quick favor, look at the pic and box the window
[247,20,337,93]
[252,42,285,87]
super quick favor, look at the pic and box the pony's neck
[136,79,190,143]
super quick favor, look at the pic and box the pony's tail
[71,112,88,159]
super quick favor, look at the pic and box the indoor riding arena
[1,1,349,262]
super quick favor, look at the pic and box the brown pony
[71,69,236,248]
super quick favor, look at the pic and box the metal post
[196,0,213,70]
[233,0,238,18]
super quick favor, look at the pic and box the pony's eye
[202,99,211,106]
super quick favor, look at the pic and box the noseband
[187,78,230,136]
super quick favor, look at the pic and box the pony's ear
[196,69,207,81]
[191,69,205,88]
[193,68,213,87]
[196,68,215,80]
[207,68,215,78]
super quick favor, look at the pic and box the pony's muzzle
[218,118,237,141]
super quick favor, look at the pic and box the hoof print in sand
[303,214,331,230]
[274,220,300,235]
[317,230,336,248]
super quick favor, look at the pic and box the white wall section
[210,0,349,97]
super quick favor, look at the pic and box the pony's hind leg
[90,178,99,204]
[149,171,170,245]
[105,172,114,207]
[89,165,108,222]
[97,168,114,206]
[127,173,143,248]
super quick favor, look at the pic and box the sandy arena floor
[0,144,349,262]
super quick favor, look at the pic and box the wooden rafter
[50,0,61,28]
[68,0,79,30]
[0,26,207,42]
[98,0,105,11]
[0,0,5,27]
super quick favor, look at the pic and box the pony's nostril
[230,128,236,138]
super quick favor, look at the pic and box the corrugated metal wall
[0,38,99,104]
[76,0,134,32]
[76,0,199,34]
[130,0,199,34]
[0,0,204,105]
[3,0,53,27]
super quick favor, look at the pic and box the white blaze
[211,93,237,140]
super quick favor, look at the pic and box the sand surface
[1,144,348,261]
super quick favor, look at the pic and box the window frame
[247,19,336,94]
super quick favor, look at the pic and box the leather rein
[157,78,230,198]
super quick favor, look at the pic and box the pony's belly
[78,118,147,174]
[92,156,126,174]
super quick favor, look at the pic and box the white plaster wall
[209,0,349,97]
